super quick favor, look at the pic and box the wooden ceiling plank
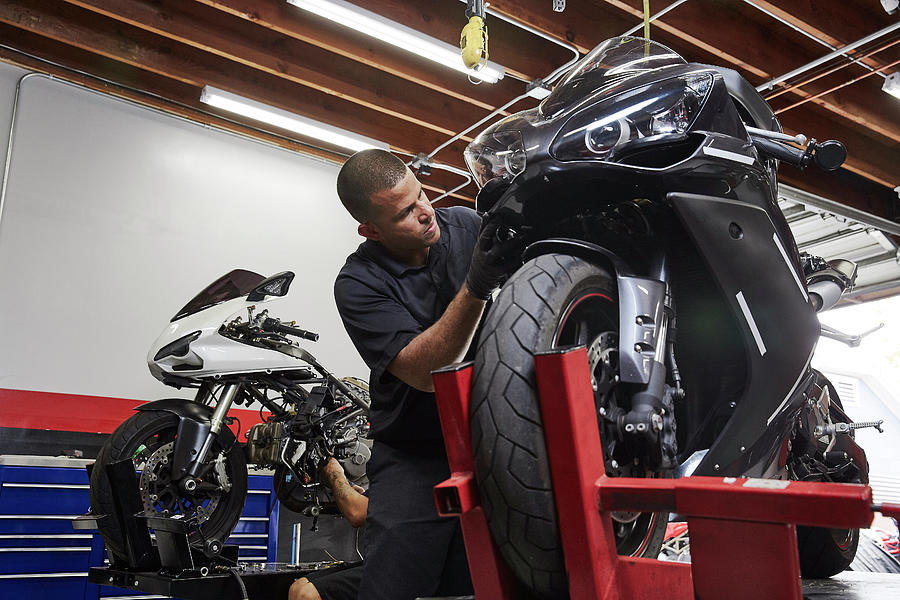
[334,0,571,82]
[593,0,897,186]
[61,0,489,139]
[775,58,900,143]
[471,0,634,55]
[0,0,474,165]
[778,169,897,226]
[196,0,544,108]
[0,26,347,164]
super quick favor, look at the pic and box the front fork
[615,257,678,470]
[179,383,241,492]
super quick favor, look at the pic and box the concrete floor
[802,571,900,599]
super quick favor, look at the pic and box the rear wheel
[89,410,247,562]
[793,378,863,577]
[470,254,668,599]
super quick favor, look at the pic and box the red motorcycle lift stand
[431,346,900,600]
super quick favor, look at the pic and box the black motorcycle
[464,36,875,599]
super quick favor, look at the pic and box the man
[288,458,368,600]
[332,149,519,600]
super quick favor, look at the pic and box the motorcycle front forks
[180,383,241,491]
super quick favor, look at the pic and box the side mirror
[812,140,846,171]
[247,271,295,301]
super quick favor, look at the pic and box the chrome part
[819,323,884,347]
[745,125,807,146]
[213,451,232,493]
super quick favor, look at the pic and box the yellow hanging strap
[461,15,488,70]
[643,0,651,55]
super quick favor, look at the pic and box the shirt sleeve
[334,272,421,385]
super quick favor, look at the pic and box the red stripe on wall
[0,388,268,441]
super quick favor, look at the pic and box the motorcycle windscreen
[171,269,266,322]
[541,36,686,116]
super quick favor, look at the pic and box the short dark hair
[336,149,408,223]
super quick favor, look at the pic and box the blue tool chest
[0,455,279,599]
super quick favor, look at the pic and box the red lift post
[432,346,899,600]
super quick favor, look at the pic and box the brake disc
[138,441,219,522]
[587,332,642,525]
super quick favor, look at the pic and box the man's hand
[465,217,526,300]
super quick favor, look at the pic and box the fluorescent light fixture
[286,0,505,84]
[199,86,388,152]
[883,72,900,101]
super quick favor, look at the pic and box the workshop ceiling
[0,0,897,219]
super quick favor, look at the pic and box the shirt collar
[360,210,448,277]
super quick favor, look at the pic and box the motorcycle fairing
[617,276,666,384]
[667,192,820,477]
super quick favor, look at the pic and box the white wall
[0,63,367,402]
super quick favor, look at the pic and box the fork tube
[188,383,240,477]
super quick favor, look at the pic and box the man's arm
[387,283,486,392]
[322,458,368,528]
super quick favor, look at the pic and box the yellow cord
[643,0,651,55]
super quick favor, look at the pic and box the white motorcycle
[89,270,371,563]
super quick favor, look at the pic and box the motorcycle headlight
[464,130,527,188]
[551,72,713,162]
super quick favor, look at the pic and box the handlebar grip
[261,318,319,341]
[750,135,810,168]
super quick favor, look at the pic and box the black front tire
[470,254,667,599]
[89,409,247,563]
[797,526,860,577]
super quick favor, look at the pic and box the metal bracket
[819,322,884,347]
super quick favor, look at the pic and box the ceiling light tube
[286,0,505,83]
[199,86,389,152]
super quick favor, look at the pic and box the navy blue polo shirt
[334,206,481,443]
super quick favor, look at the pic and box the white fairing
[147,296,308,382]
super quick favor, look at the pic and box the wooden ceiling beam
[335,0,573,83]
[0,26,346,165]
[739,0,899,52]
[195,0,526,113]
[0,0,473,163]
[778,107,898,189]
[778,167,898,227]
[472,0,634,55]
[768,67,900,146]
[61,0,493,139]
[589,0,898,188]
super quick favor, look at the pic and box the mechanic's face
[359,169,440,266]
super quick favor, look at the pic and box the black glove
[465,218,525,300]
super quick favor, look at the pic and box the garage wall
[0,63,367,410]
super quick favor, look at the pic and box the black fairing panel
[668,192,820,476]
[702,64,781,132]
